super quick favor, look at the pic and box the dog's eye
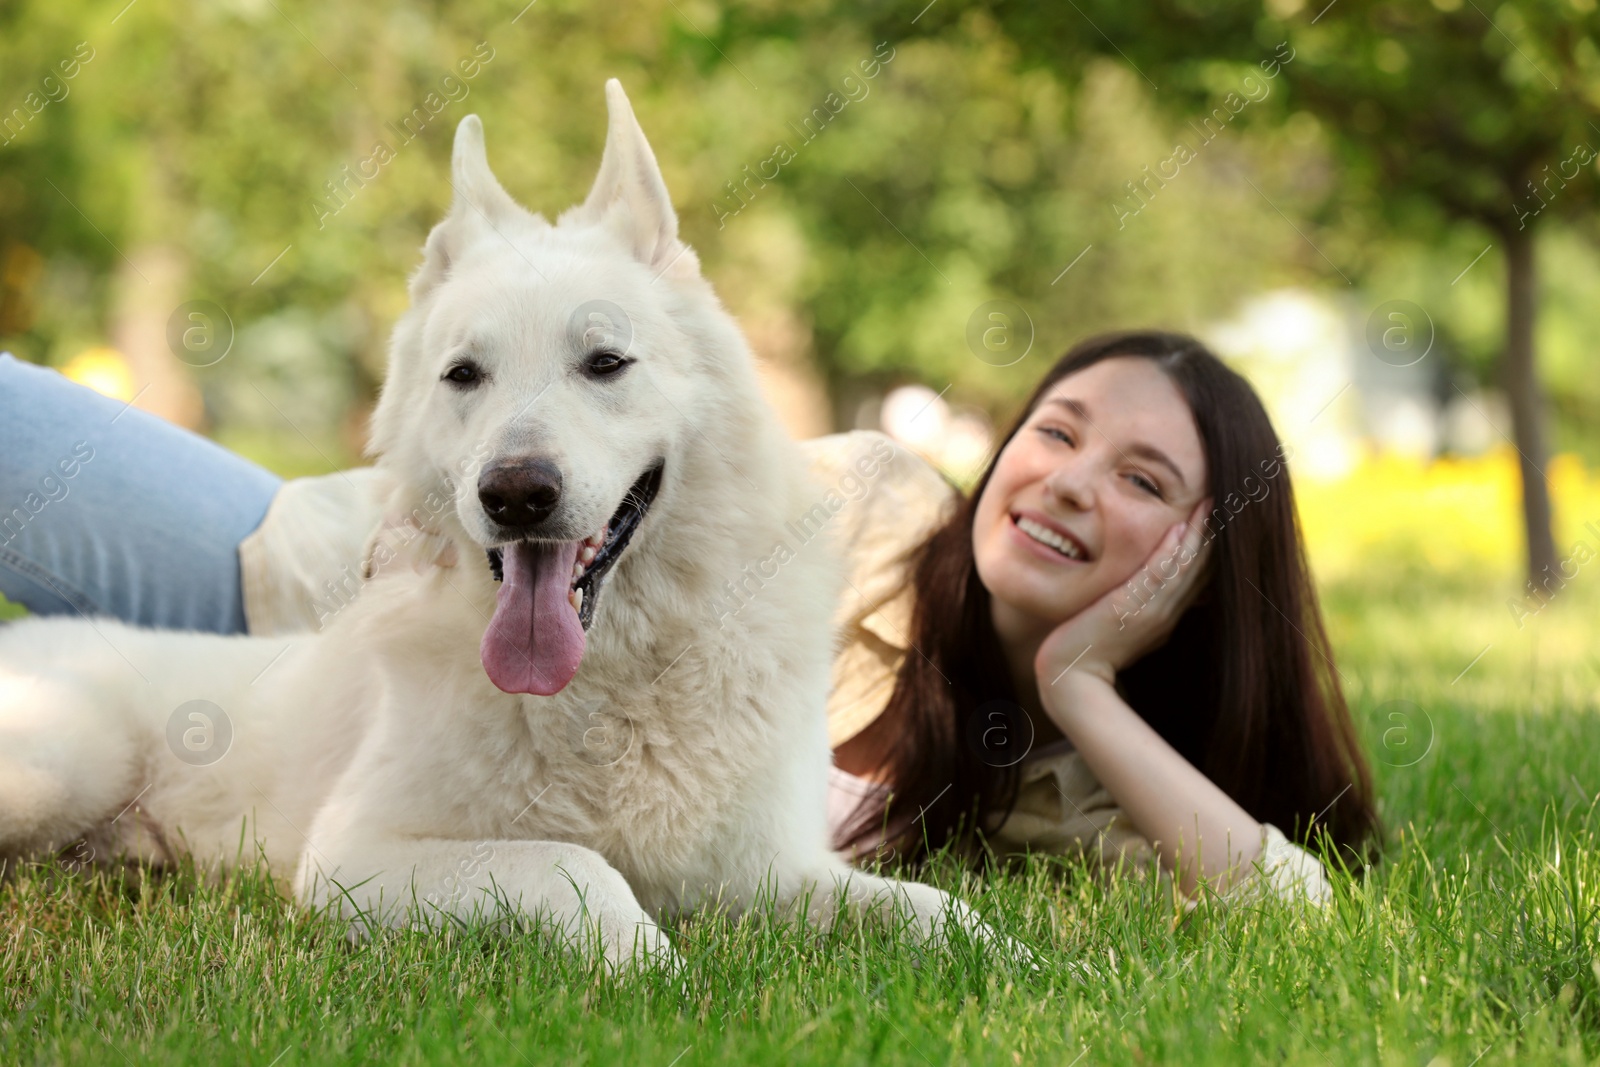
[443,360,483,387]
[583,350,631,378]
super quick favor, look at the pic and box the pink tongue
[480,540,586,695]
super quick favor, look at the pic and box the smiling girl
[818,330,1381,906]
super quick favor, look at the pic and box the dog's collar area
[485,460,665,630]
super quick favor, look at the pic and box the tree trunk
[110,244,205,430]
[1502,225,1558,588]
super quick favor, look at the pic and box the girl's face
[973,356,1209,634]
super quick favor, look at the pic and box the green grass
[0,594,27,623]
[4,565,1600,1066]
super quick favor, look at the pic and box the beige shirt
[238,431,1332,911]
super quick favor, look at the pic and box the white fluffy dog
[0,82,1009,970]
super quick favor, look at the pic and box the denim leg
[0,352,282,633]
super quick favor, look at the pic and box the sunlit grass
[0,595,25,623]
[5,686,1600,1066]
[4,451,1600,1064]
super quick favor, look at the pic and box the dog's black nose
[478,459,563,528]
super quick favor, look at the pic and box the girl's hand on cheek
[1034,497,1213,713]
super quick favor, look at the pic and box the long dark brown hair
[838,330,1382,873]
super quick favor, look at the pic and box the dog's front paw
[976,921,1039,972]
[938,897,1038,972]
[601,917,684,976]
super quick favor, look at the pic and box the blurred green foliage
[1,0,1596,456]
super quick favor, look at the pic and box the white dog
[0,82,1011,970]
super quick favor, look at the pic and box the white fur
[0,82,1013,971]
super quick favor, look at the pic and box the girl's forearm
[1044,673,1265,898]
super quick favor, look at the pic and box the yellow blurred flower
[1296,447,1600,582]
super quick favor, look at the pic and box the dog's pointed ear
[563,80,696,277]
[450,114,520,225]
[409,115,525,302]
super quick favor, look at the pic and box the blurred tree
[2,0,1311,458]
[1292,0,1597,590]
[947,0,1600,585]
[7,0,1592,570]
[712,4,1327,435]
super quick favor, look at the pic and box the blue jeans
[0,352,281,633]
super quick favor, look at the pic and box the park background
[4,1,1600,1064]
[3,0,1600,597]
